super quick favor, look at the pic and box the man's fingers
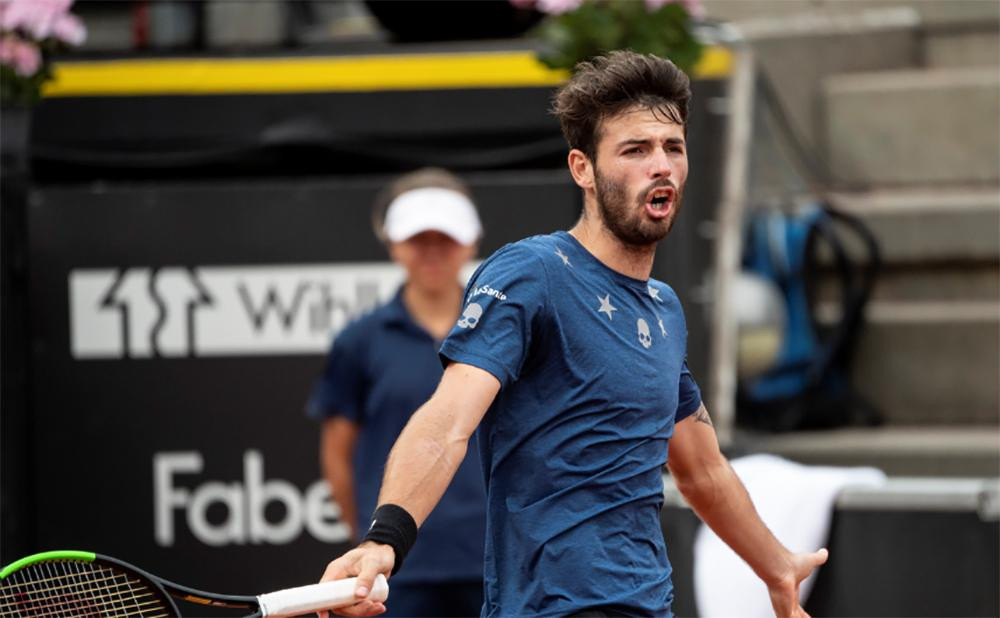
[320,555,355,584]
[792,547,829,584]
[353,558,384,600]
[320,545,391,615]
[333,599,385,617]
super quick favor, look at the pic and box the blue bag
[737,202,882,432]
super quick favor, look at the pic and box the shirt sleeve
[439,243,548,388]
[674,359,703,423]
[305,324,368,424]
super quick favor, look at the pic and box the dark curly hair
[551,50,691,162]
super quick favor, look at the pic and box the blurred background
[1,0,997,616]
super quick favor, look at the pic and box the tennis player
[321,51,827,618]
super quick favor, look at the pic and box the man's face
[591,106,688,247]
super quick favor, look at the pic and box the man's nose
[649,149,673,178]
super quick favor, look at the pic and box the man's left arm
[666,404,828,618]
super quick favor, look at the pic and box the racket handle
[257,574,389,617]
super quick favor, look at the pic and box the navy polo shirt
[307,286,486,585]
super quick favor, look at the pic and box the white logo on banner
[70,264,405,359]
[153,450,350,547]
[70,262,480,359]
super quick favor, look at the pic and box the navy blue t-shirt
[439,231,701,617]
[307,287,486,585]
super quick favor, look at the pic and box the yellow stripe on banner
[43,47,732,97]
[694,45,732,80]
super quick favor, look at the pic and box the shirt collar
[379,284,459,345]
[380,285,412,329]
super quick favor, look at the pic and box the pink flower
[1,0,84,44]
[536,0,584,16]
[644,0,673,10]
[0,34,41,76]
[679,0,705,19]
[50,11,84,45]
[644,0,705,18]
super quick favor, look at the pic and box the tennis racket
[0,551,388,618]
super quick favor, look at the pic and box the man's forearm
[374,398,471,527]
[680,459,793,586]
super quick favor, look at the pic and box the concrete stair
[847,301,998,425]
[829,188,1000,263]
[825,67,1000,187]
[818,189,998,428]
[735,426,999,477]
[925,29,1000,68]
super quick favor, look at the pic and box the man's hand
[318,542,395,617]
[765,548,829,618]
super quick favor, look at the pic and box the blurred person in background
[306,169,486,617]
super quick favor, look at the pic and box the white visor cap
[383,187,483,246]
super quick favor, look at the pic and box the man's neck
[568,213,657,281]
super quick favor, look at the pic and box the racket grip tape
[257,574,389,617]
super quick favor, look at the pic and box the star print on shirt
[648,285,662,302]
[597,294,617,320]
[555,247,572,267]
[658,317,667,337]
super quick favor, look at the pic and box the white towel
[693,453,886,618]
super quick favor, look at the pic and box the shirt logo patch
[468,285,507,302]
[458,302,483,329]
[637,318,653,349]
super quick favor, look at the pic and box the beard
[594,166,683,248]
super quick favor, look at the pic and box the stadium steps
[818,189,1000,427]
[824,67,999,187]
[816,51,998,470]
[707,0,1000,473]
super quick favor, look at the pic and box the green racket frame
[1,550,261,617]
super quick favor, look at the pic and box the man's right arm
[319,361,499,616]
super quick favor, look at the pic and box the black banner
[11,78,726,597]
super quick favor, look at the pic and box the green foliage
[1,57,52,107]
[534,1,703,75]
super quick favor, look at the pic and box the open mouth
[644,187,675,215]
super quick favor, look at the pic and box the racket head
[1,551,180,618]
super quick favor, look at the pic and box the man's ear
[567,149,595,191]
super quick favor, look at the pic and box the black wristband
[362,504,418,575]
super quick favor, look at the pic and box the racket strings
[1,570,142,601]
[0,561,172,618]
